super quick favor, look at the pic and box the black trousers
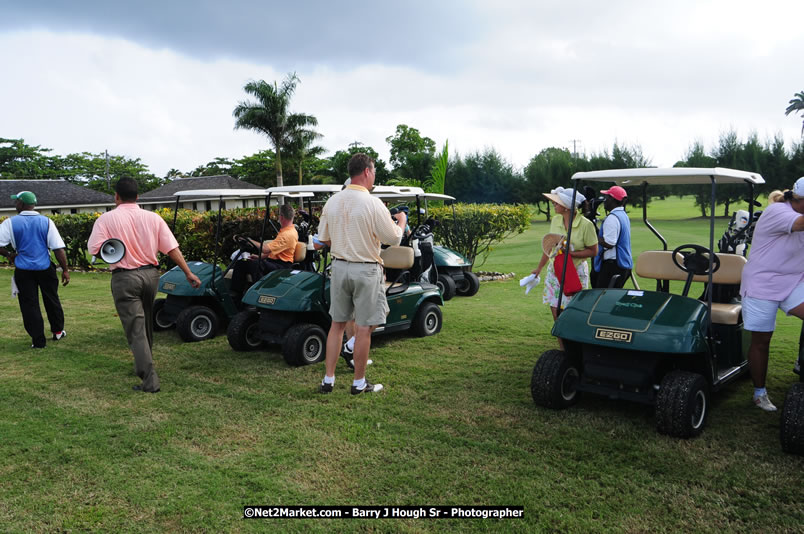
[15,265,64,348]
[594,260,631,290]
[230,258,291,293]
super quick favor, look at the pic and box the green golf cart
[780,324,804,454]
[225,184,445,366]
[530,167,764,438]
[153,189,310,342]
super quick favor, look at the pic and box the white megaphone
[98,238,126,264]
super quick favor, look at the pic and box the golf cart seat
[293,242,306,263]
[381,246,415,289]
[635,250,746,325]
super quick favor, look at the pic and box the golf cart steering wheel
[233,235,259,255]
[671,244,721,276]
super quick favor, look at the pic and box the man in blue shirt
[592,186,633,289]
[0,191,70,348]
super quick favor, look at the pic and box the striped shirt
[318,185,403,264]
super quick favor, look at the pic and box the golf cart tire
[412,301,442,337]
[436,274,456,301]
[655,371,709,438]
[780,382,804,455]
[227,310,263,351]
[455,271,480,297]
[282,323,327,366]
[531,349,581,409]
[176,305,219,343]
[152,298,173,331]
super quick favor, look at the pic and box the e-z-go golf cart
[153,189,311,342]
[373,191,480,300]
[530,167,764,438]
[225,184,445,366]
[780,324,804,455]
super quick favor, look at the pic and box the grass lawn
[0,197,802,533]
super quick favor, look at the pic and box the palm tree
[233,73,319,187]
[284,124,325,185]
[785,90,804,136]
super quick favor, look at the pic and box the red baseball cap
[600,186,627,201]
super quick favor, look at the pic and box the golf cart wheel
[436,274,456,301]
[227,310,263,351]
[176,305,219,342]
[455,271,480,297]
[282,323,327,366]
[655,371,709,438]
[780,382,804,455]
[412,301,443,337]
[531,349,581,409]
[152,298,173,331]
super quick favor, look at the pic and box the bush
[1,208,282,270]
[428,203,530,267]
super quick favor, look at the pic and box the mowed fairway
[0,196,802,533]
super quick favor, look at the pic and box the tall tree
[785,90,804,136]
[283,126,325,185]
[232,73,319,187]
[0,138,59,179]
[385,124,437,184]
[328,145,391,185]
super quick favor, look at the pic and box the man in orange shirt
[231,203,298,294]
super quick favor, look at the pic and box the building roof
[139,175,262,202]
[0,179,115,209]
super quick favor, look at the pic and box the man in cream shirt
[317,153,407,394]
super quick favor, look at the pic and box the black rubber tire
[436,274,456,301]
[531,349,581,409]
[780,382,804,455]
[412,301,442,337]
[282,323,327,366]
[227,310,263,351]
[176,305,218,342]
[152,298,173,331]
[455,271,480,297]
[655,370,709,438]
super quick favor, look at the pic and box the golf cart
[374,191,480,300]
[153,189,311,342]
[780,324,804,454]
[225,184,445,366]
[530,167,764,438]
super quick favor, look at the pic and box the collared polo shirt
[87,203,179,269]
[318,184,403,264]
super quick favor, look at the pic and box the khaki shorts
[329,260,389,326]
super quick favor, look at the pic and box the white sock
[753,387,766,398]
[323,375,335,386]
[353,378,366,389]
[346,337,355,351]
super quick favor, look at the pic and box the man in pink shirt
[88,178,200,393]
[740,177,804,411]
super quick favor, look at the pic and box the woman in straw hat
[531,187,598,349]
[740,177,804,412]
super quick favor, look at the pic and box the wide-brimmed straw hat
[542,186,586,210]
[541,233,564,256]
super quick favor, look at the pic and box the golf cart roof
[571,167,765,186]
[173,189,312,199]
[267,184,427,196]
[372,192,456,201]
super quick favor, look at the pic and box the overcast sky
[2,0,803,177]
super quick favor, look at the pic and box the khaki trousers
[111,268,161,392]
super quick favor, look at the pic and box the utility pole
[569,139,584,159]
[105,150,110,192]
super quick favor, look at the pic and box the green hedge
[428,203,530,267]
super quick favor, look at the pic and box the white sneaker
[753,393,777,412]
[52,330,66,341]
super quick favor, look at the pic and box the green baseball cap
[11,191,37,205]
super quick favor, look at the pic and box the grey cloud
[0,0,482,70]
